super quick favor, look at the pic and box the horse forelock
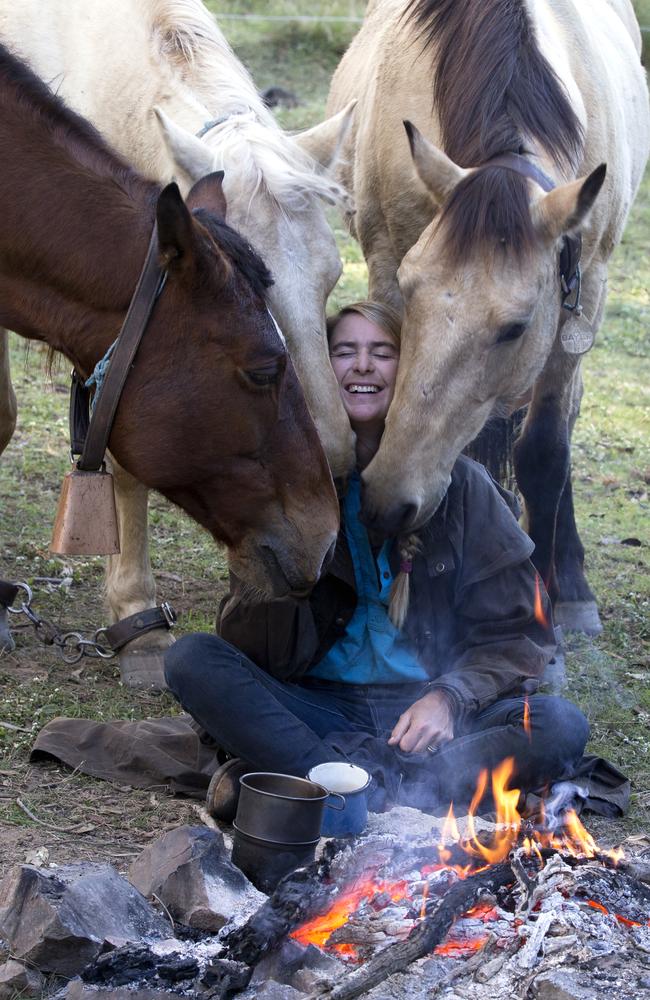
[195,210,273,299]
[404,0,584,170]
[149,0,348,212]
[436,168,536,265]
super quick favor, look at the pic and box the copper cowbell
[50,466,120,555]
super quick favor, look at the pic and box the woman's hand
[388,690,454,753]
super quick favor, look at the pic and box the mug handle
[325,792,346,811]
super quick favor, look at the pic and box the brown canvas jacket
[218,456,557,724]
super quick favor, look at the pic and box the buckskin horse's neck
[0,46,158,376]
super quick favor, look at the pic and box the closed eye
[495,322,527,345]
[243,364,281,388]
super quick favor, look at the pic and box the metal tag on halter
[560,314,594,355]
[50,466,120,556]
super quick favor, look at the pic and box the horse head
[361,124,607,536]
[108,174,339,595]
[153,103,358,482]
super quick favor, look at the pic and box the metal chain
[7,582,115,664]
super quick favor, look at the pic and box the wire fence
[217,13,650,32]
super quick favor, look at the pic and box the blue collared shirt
[309,472,428,684]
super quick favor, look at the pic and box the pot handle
[325,792,346,812]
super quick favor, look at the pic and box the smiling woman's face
[329,313,400,430]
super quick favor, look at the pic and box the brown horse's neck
[0,45,158,375]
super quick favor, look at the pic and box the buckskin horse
[0,44,339,675]
[0,0,354,673]
[327,0,650,634]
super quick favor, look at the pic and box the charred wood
[222,841,346,967]
[310,862,514,1000]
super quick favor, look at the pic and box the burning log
[223,842,346,966]
[308,861,514,1000]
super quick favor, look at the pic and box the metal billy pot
[232,772,344,892]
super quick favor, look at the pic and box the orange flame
[291,758,626,959]
[523,697,531,739]
[290,875,409,950]
[534,574,548,628]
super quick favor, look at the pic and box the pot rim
[232,821,321,848]
[239,771,329,803]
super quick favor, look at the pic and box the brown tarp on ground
[30,715,220,797]
[30,715,631,817]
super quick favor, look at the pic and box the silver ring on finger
[426,744,439,754]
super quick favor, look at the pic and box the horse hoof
[0,607,15,653]
[118,645,170,690]
[553,600,603,636]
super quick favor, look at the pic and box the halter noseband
[483,152,582,315]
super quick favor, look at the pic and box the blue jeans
[164,633,589,813]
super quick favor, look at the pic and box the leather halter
[483,153,583,313]
[70,223,167,471]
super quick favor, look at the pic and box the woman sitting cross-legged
[164,300,589,820]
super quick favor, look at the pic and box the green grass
[0,1,648,877]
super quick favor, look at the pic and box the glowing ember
[290,875,409,950]
[534,573,548,627]
[434,936,488,957]
[523,696,531,739]
[586,900,650,928]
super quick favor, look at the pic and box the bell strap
[483,152,582,310]
[77,223,167,472]
[104,603,177,653]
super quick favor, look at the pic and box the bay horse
[327,0,650,634]
[0,44,338,660]
[0,0,354,668]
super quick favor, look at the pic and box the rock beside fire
[128,824,265,931]
[0,959,45,999]
[0,863,169,976]
[63,981,187,999]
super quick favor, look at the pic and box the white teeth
[348,384,379,393]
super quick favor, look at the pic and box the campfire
[2,760,649,999]
[283,759,640,976]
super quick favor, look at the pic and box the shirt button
[383,571,390,580]
[435,561,445,573]
[335,617,345,627]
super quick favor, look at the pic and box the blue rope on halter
[85,339,117,411]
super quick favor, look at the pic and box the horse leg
[515,263,608,634]
[0,328,18,652]
[514,350,585,604]
[105,455,173,689]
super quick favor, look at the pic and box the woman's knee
[531,695,589,765]
[163,632,231,695]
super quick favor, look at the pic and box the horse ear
[186,170,228,220]
[293,100,357,171]
[403,121,467,206]
[156,182,197,267]
[532,164,607,239]
[154,106,216,183]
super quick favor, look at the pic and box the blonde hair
[328,299,418,630]
[327,300,402,345]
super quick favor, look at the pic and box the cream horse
[328,0,649,634]
[0,0,354,678]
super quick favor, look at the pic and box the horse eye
[496,322,527,345]
[245,367,280,387]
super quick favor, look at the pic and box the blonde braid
[388,533,421,629]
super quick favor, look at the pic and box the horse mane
[148,0,349,213]
[0,42,147,195]
[405,0,583,168]
[404,0,585,260]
